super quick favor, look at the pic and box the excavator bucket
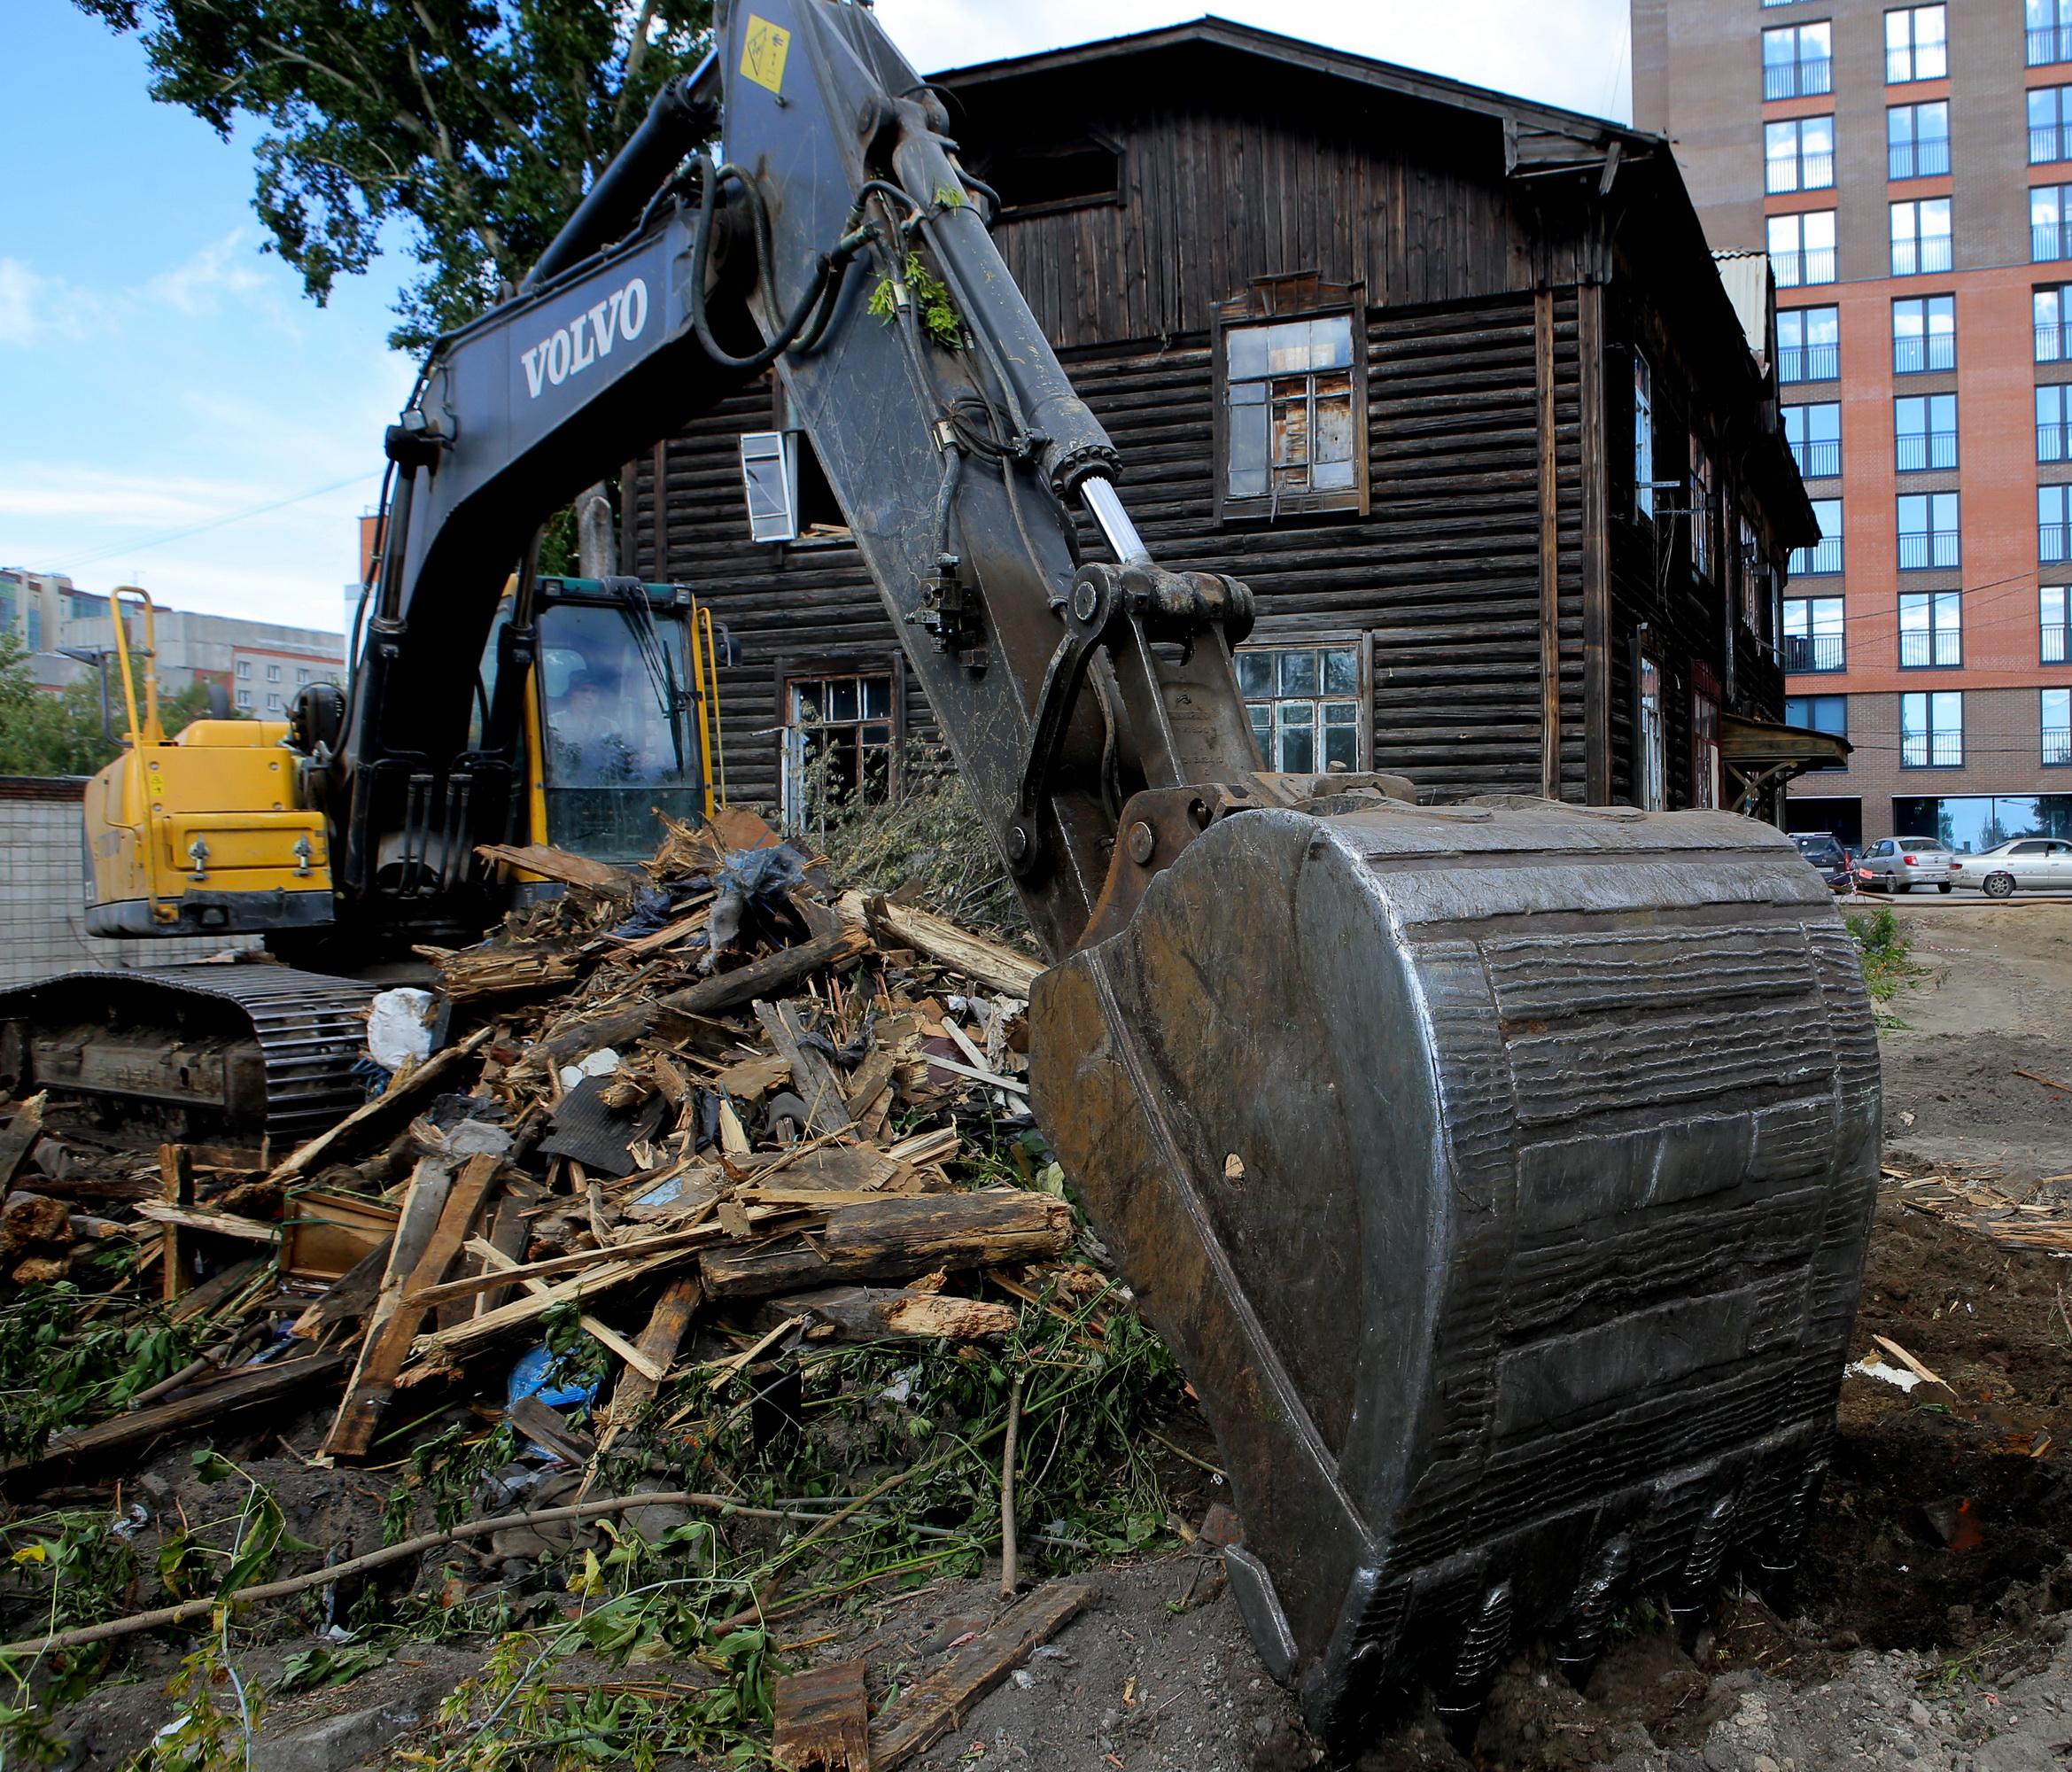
[1032,794,1878,1745]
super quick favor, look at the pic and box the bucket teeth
[1433,1579,1513,1752]
[1553,1534,1631,1690]
[1750,1456,1828,1614]
[1671,1491,1741,1646]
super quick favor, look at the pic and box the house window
[2032,0,2072,67]
[1897,492,1959,569]
[1741,515,1764,630]
[2035,88,2072,165]
[1892,294,1955,371]
[1889,102,1951,178]
[1766,116,1836,192]
[1689,437,1715,579]
[1217,300,1364,517]
[1634,355,1656,517]
[24,608,39,652]
[1895,393,1958,470]
[986,135,1123,217]
[1638,656,1666,812]
[1885,4,1947,82]
[1691,667,1721,810]
[2045,688,2072,764]
[265,663,281,682]
[1238,643,1364,773]
[235,659,252,680]
[2044,585,2072,663]
[1769,211,1837,287]
[781,671,896,828]
[1785,595,1846,672]
[297,668,311,685]
[1901,689,1963,766]
[1899,590,1961,667]
[236,688,252,709]
[2042,386,2069,463]
[1786,694,1850,739]
[1783,402,1842,478]
[2036,186,2072,262]
[1778,305,1840,382]
[2039,285,2072,360]
[1764,22,1833,98]
[1792,499,1844,577]
[2044,486,2072,562]
[265,693,282,711]
[1890,198,1952,276]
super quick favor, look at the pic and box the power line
[58,471,376,574]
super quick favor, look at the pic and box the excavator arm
[343,3,1880,1745]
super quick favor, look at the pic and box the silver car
[1949,837,2072,898]
[1854,836,1955,892]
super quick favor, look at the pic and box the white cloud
[140,231,271,316]
[0,259,89,348]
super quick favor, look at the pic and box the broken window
[1638,657,1666,812]
[1214,277,1368,521]
[783,670,896,831]
[1238,642,1364,774]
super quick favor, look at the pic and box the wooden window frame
[772,650,907,828]
[1233,628,1375,773]
[985,131,1127,222]
[1212,274,1370,525]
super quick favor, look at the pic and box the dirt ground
[39,900,2072,1771]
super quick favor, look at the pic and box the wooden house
[625,19,1828,824]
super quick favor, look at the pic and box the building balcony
[1899,630,1960,668]
[1896,334,1955,373]
[2030,25,2072,66]
[2046,623,2072,664]
[1780,342,1840,382]
[1886,48,1945,82]
[1790,437,1841,478]
[1897,530,1960,570]
[1893,239,1954,276]
[2045,423,2068,464]
[1772,247,1837,288]
[1785,633,1846,673]
[2046,522,2071,563]
[1765,58,1833,100]
[2047,726,2072,765]
[2041,322,2068,362]
[1789,536,1844,576]
[1892,140,1952,179]
[1897,432,1958,471]
[2037,222,2072,263]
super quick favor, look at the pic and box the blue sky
[1,0,1628,639]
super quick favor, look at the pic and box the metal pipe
[1081,477,1151,564]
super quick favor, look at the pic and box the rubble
[0,809,1179,1768]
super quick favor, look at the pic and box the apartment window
[2045,688,2072,765]
[24,608,40,652]
[1634,354,1656,518]
[1899,590,1961,667]
[2045,486,2072,562]
[1784,402,1842,479]
[1786,694,1849,739]
[265,692,283,711]
[1216,291,1366,518]
[1765,22,1833,98]
[1895,393,1958,470]
[1885,4,1947,82]
[2039,285,2072,361]
[297,668,311,685]
[1785,595,1846,672]
[2036,186,2072,262]
[1792,499,1844,578]
[1889,102,1950,178]
[1901,690,1963,767]
[2035,89,2072,167]
[1238,643,1365,773]
[236,688,252,709]
[1892,294,1955,372]
[782,671,896,828]
[1690,436,1715,579]
[1890,198,1952,276]
[265,663,281,683]
[1766,116,1835,193]
[1897,492,1959,569]
[2043,386,2070,463]
[1741,516,1767,631]
[1692,671,1721,809]
[1638,656,1666,812]
[1779,305,1840,382]
[2031,0,2072,67]
[235,659,251,680]
[1769,211,1837,288]
[2045,586,2072,663]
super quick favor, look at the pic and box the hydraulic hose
[689,156,861,373]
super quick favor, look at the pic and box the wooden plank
[157,1143,194,1302]
[136,1201,278,1243]
[466,1241,669,1383]
[760,1286,1017,1345]
[1534,284,1562,803]
[870,1585,1091,1769]
[406,1240,701,1368]
[266,1027,493,1187]
[401,1220,726,1310]
[773,1659,871,1772]
[475,843,636,895]
[599,1274,702,1454]
[475,1192,532,1318]
[322,1154,494,1462]
[1577,280,1611,805]
[0,1094,46,1194]
[754,1001,854,1139]
[868,901,1041,998]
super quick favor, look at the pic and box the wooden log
[8,1352,351,1483]
[753,1001,853,1139]
[701,1193,1073,1300]
[772,1659,871,1772]
[869,1585,1091,1769]
[134,1202,278,1243]
[867,901,1041,999]
[1,1192,73,1251]
[760,1286,1018,1345]
[0,1095,46,1196]
[599,1274,702,1454]
[159,1144,193,1303]
[266,1027,493,1187]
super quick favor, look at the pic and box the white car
[1949,837,2072,898]
[1854,837,1955,892]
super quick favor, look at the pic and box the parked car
[1790,831,1853,891]
[1855,836,1954,892]
[1948,837,2072,898]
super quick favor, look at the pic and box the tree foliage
[0,634,233,779]
[77,0,714,349]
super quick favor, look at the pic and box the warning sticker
[741,15,790,94]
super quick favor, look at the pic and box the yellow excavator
[2,0,1879,1748]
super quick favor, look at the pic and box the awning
[1719,714,1851,815]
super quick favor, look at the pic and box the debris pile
[0,811,1199,1768]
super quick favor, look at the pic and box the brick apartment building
[1635,0,2072,851]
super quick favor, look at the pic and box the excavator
[0,0,1880,1747]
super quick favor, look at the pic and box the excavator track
[1034,797,1878,1746]
[0,966,379,1146]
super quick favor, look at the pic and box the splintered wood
[1890,1167,2072,1254]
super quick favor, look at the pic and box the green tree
[77,0,713,350]
[0,634,239,778]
